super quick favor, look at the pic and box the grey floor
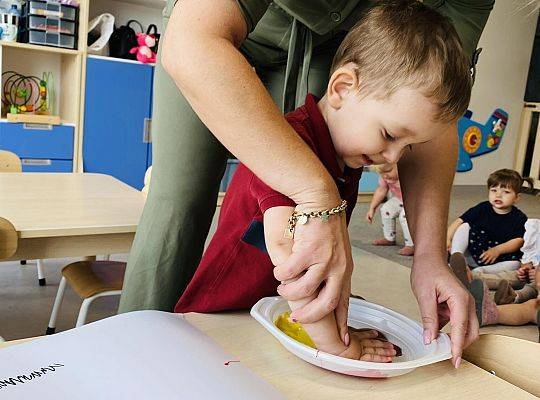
[1,185,538,341]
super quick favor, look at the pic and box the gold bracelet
[284,200,347,239]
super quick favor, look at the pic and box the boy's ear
[327,64,359,109]
[516,193,521,203]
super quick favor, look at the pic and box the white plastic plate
[251,296,451,378]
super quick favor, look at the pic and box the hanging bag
[146,24,160,53]
[109,20,143,60]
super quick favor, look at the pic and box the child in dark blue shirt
[447,169,530,285]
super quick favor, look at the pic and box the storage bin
[23,29,76,49]
[27,0,77,21]
[25,15,76,35]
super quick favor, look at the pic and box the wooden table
[0,314,536,399]
[0,173,145,260]
[184,312,537,399]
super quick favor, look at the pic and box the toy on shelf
[457,108,508,172]
[2,70,60,124]
[129,32,157,64]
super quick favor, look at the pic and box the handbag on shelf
[109,19,144,60]
[146,24,160,53]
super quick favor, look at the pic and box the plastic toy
[2,71,52,116]
[129,32,157,64]
[457,108,508,172]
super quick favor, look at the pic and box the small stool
[46,260,126,334]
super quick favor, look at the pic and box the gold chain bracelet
[284,200,347,239]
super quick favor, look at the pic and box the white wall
[454,2,539,185]
[89,0,164,34]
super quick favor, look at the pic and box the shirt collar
[303,94,362,182]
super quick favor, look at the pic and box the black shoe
[449,252,470,289]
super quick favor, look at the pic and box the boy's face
[324,79,450,169]
[488,185,518,211]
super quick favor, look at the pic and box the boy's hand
[446,238,452,252]
[365,209,375,223]
[337,329,396,362]
[479,247,500,264]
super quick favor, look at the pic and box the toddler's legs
[472,261,521,274]
[397,207,414,256]
[373,197,401,246]
[472,265,521,290]
[450,222,470,255]
[497,299,538,326]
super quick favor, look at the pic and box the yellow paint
[275,312,316,348]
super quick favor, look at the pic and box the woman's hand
[273,211,353,346]
[411,256,479,369]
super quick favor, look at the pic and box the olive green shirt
[166,0,493,62]
[165,0,494,110]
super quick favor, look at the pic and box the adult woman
[119,0,494,367]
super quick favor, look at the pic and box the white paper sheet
[0,311,284,399]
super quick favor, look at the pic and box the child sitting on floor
[494,219,539,305]
[447,169,531,285]
[366,163,414,256]
[174,1,472,361]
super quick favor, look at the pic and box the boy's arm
[447,218,464,250]
[264,206,347,354]
[480,238,525,264]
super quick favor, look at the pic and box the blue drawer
[0,122,74,159]
[21,159,73,172]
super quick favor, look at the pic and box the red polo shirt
[174,94,362,313]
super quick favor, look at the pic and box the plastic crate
[26,0,77,21]
[24,14,76,35]
[23,29,76,49]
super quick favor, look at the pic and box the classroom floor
[0,185,538,341]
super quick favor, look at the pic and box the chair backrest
[0,217,17,260]
[0,151,22,172]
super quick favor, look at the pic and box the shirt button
[330,12,341,22]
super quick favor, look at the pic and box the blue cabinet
[83,57,153,190]
[0,122,74,172]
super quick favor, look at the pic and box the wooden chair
[46,260,126,334]
[0,150,47,286]
[0,150,22,172]
[46,169,149,334]
[463,334,540,397]
[0,217,18,341]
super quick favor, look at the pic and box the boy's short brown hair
[487,169,528,194]
[331,0,471,122]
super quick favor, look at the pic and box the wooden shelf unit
[0,0,89,170]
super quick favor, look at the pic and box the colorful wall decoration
[457,109,508,172]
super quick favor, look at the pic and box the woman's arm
[264,206,395,361]
[163,0,352,340]
[162,0,338,208]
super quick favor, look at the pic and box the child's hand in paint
[337,328,397,362]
